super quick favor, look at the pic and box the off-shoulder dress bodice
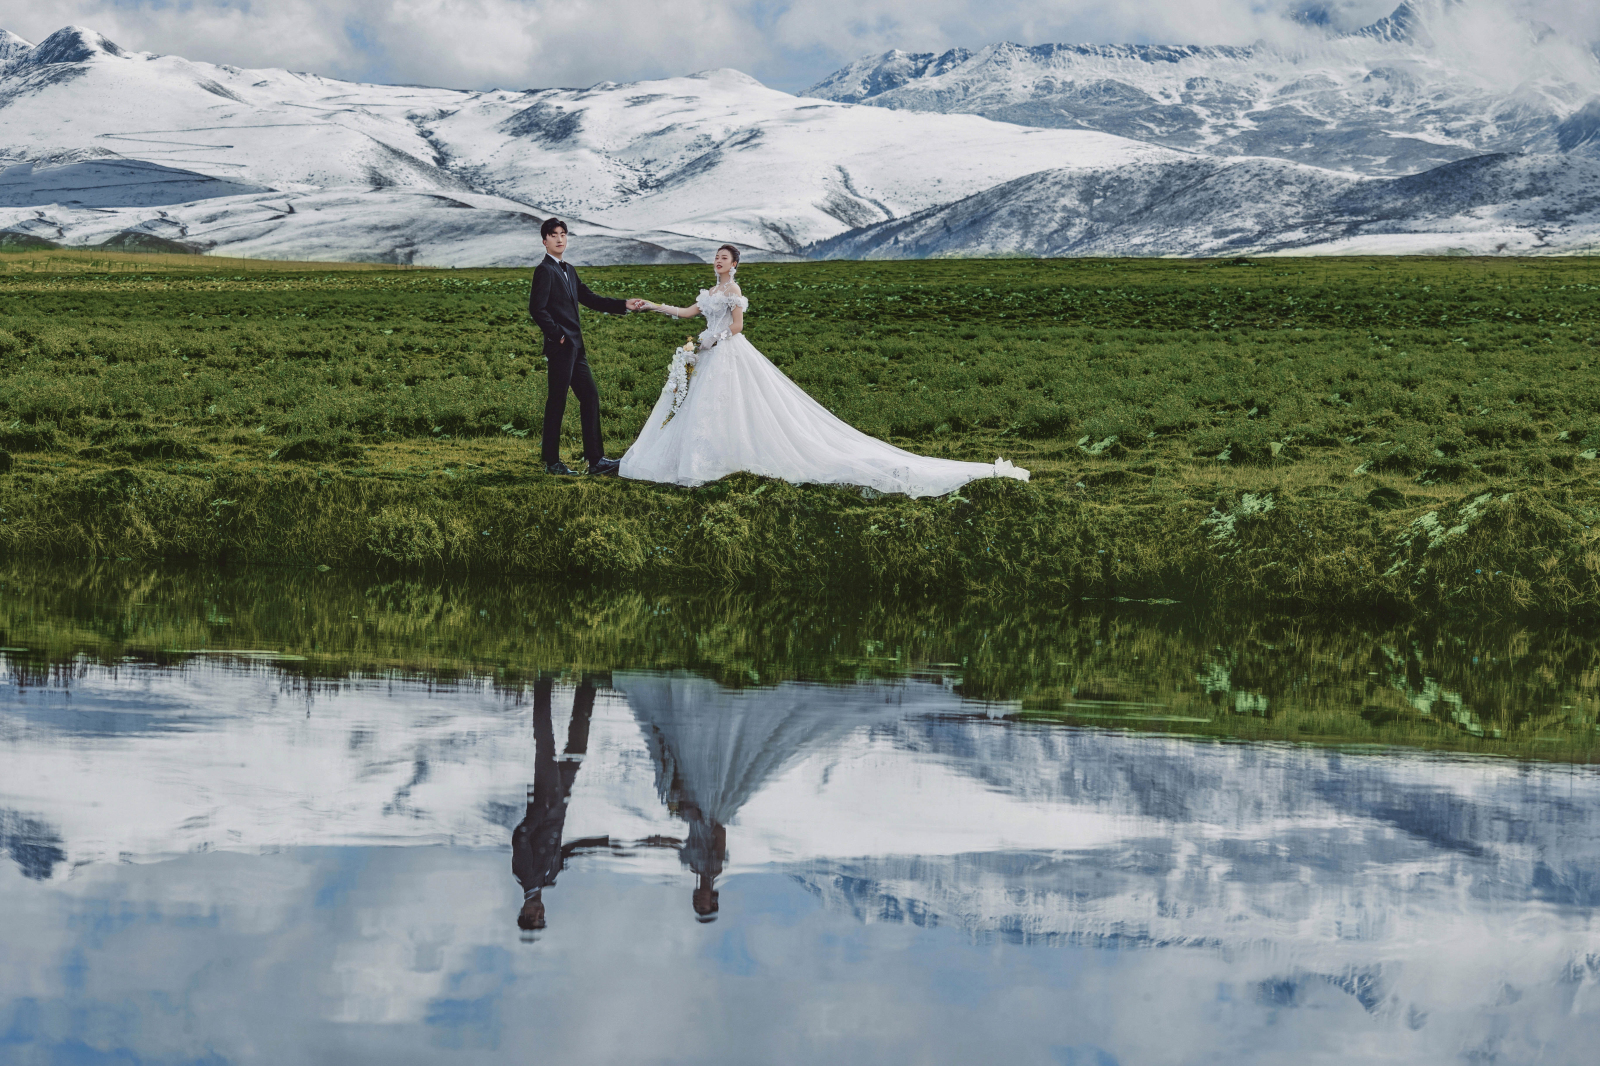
[696,287,748,345]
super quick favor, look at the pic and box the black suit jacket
[528,254,626,353]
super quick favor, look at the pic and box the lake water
[1,564,1598,1064]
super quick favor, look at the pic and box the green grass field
[0,250,1597,616]
[2,252,1597,474]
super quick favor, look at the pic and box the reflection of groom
[528,217,646,477]
[513,675,597,931]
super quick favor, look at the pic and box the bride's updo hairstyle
[716,244,740,282]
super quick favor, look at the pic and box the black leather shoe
[544,461,576,476]
[586,457,621,477]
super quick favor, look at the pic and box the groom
[528,217,646,476]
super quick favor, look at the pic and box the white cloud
[0,0,1594,92]
[0,0,762,89]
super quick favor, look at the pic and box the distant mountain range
[0,2,1596,264]
[805,0,1600,176]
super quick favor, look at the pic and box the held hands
[622,300,689,318]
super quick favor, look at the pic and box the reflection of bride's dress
[615,671,961,919]
[614,672,904,830]
[619,287,1029,498]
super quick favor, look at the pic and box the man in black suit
[528,218,646,476]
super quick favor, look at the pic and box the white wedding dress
[619,285,1029,498]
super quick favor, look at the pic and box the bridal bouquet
[663,336,698,425]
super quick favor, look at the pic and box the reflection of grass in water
[1,560,1595,762]
[1015,701,1599,764]
[0,255,1596,614]
[1009,613,1600,762]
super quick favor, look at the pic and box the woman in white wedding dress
[619,246,1029,498]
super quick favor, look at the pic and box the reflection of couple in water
[512,673,730,930]
[513,671,897,932]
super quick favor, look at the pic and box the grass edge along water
[2,558,1597,763]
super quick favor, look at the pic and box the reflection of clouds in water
[0,663,678,865]
[5,847,1595,1066]
[895,713,1600,855]
[2,664,1599,1062]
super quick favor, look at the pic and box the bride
[619,245,1028,498]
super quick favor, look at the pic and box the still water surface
[1,565,1598,1064]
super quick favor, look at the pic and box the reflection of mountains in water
[3,657,1598,935]
[0,808,65,880]
[792,716,1600,949]
[0,662,995,880]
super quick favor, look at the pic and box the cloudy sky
[1,0,1595,92]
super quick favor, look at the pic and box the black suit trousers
[542,339,603,466]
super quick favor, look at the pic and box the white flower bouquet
[663,336,698,425]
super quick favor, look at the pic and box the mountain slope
[0,158,268,208]
[0,27,1174,264]
[0,27,478,194]
[0,28,31,64]
[0,18,1595,264]
[804,1,1600,177]
[811,152,1600,259]
[419,69,1173,254]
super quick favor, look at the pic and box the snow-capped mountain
[815,150,1600,259]
[0,8,1596,264]
[0,26,1170,264]
[805,0,1600,177]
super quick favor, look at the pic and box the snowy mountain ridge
[804,0,1600,177]
[0,10,1595,264]
[0,25,1173,264]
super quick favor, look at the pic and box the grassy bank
[2,561,1596,762]
[0,252,1597,616]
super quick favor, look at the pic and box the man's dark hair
[541,217,568,239]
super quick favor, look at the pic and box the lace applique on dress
[696,286,748,349]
